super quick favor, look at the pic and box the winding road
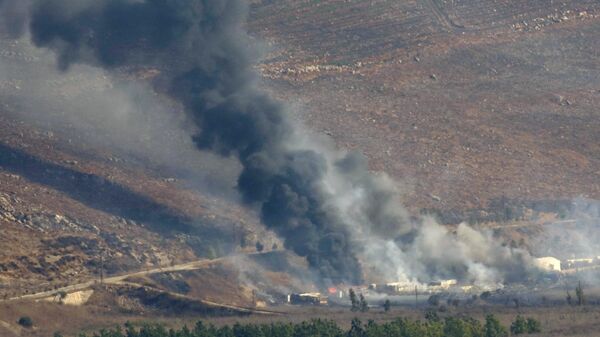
[3,252,283,315]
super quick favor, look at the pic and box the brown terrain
[249,0,600,211]
[1,0,600,336]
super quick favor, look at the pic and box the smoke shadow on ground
[0,142,225,239]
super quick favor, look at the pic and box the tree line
[65,314,540,337]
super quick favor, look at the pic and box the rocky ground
[249,0,600,211]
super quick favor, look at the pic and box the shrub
[17,316,33,328]
[444,316,483,337]
[485,314,508,337]
[425,309,440,322]
[510,315,527,335]
[526,317,541,334]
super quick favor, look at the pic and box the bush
[485,314,508,337]
[17,316,33,328]
[425,309,440,322]
[511,315,527,335]
[444,316,483,337]
[526,317,541,334]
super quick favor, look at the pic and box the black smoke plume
[1,0,536,287]
[6,0,361,284]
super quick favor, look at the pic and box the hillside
[1,0,600,317]
[249,0,600,211]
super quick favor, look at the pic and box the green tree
[383,299,391,312]
[526,317,541,334]
[349,289,359,312]
[347,318,365,337]
[566,291,573,305]
[575,281,585,306]
[359,293,369,312]
[255,241,264,252]
[17,316,33,328]
[510,315,527,335]
[425,309,440,323]
[69,314,542,337]
[444,317,482,337]
[484,314,507,337]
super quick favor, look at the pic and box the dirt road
[3,256,221,302]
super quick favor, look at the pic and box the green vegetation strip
[69,314,541,337]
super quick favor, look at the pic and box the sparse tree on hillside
[349,288,359,312]
[566,290,573,305]
[383,299,391,312]
[359,293,369,312]
[576,281,585,306]
[255,241,264,252]
[17,316,33,328]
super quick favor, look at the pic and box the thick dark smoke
[1,0,537,287]
[6,0,361,284]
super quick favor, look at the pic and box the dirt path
[3,253,254,301]
[2,252,285,315]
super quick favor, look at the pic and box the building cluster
[534,256,600,273]
[367,279,463,294]
[286,279,470,306]
[286,292,329,305]
[285,256,600,307]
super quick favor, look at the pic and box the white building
[534,257,562,272]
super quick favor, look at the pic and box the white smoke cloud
[287,122,535,287]
[0,34,240,196]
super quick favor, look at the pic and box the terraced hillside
[249,0,600,211]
